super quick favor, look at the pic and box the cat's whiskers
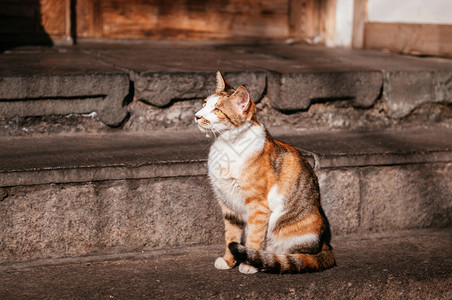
[212,127,222,138]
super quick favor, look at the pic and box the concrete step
[1,42,452,136]
[0,48,130,128]
[0,228,450,299]
[1,127,451,264]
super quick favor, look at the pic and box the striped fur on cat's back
[194,71,335,274]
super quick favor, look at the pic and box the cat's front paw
[215,257,232,270]
[239,263,258,274]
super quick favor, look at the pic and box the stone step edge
[0,160,207,188]
[2,69,451,129]
[2,149,451,188]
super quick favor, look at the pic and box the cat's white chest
[208,139,245,181]
[208,124,265,214]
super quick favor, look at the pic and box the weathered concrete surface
[0,131,208,174]
[383,70,452,118]
[268,70,383,111]
[83,43,268,106]
[1,127,451,186]
[0,128,451,263]
[132,72,266,107]
[2,162,450,263]
[0,131,209,187]
[2,42,451,133]
[318,163,452,235]
[0,50,130,126]
[85,42,385,110]
[317,169,361,234]
[0,229,450,299]
[327,48,452,119]
[0,177,222,264]
[212,44,452,117]
[83,42,452,131]
[279,127,452,168]
[359,163,452,231]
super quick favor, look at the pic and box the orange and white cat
[194,72,335,274]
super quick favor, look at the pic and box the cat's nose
[194,115,201,121]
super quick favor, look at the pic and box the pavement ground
[1,228,451,299]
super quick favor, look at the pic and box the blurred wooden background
[1,0,451,57]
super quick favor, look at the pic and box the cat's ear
[231,86,250,114]
[216,71,226,92]
[216,71,232,92]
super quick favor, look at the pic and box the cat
[194,71,335,274]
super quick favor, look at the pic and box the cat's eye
[214,108,222,115]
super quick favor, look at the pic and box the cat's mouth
[196,119,219,138]
[195,116,227,138]
[195,118,210,133]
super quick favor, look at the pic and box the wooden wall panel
[319,0,336,46]
[352,0,367,48]
[77,0,289,41]
[40,0,67,38]
[76,0,102,38]
[364,22,452,57]
[289,0,320,41]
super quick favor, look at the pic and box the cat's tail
[228,242,336,273]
